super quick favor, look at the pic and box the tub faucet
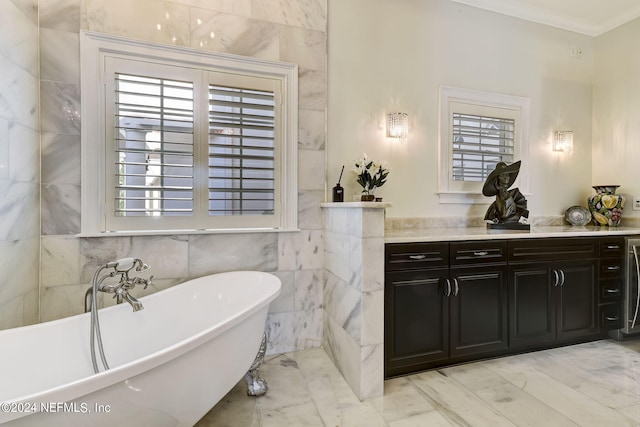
[85,258,153,313]
[117,288,144,312]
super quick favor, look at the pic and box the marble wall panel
[188,233,278,277]
[189,9,279,60]
[324,271,361,339]
[40,82,80,135]
[322,204,386,400]
[0,55,39,130]
[294,269,323,311]
[9,122,39,183]
[266,307,323,354]
[278,230,323,270]
[41,235,81,288]
[269,270,296,313]
[0,1,40,330]
[298,109,326,150]
[0,295,24,330]
[40,29,80,84]
[83,0,191,46]
[9,0,38,24]
[279,26,325,72]
[39,0,80,32]
[251,0,326,32]
[0,1,39,75]
[0,181,39,241]
[298,68,326,111]
[41,184,81,235]
[0,119,9,181]
[0,238,39,303]
[298,190,324,230]
[298,149,326,191]
[41,134,81,185]
[79,235,189,282]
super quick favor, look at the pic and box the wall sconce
[553,131,573,152]
[387,112,408,142]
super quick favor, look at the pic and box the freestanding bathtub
[0,271,281,426]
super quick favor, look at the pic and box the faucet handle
[141,275,154,290]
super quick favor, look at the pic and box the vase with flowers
[353,153,390,201]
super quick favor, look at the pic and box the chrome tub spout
[118,289,144,311]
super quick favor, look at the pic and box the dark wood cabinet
[385,268,449,375]
[385,241,507,377]
[449,264,508,357]
[508,264,555,347]
[508,239,598,350]
[598,237,624,330]
[385,235,629,378]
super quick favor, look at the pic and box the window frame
[80,31,298,235]
[438,85,530,204]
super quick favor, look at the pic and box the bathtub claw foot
[245,332,268,396]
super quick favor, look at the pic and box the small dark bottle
[332,183,344,202]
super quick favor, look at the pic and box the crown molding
[450,0,640,37]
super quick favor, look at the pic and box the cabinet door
[556,260,598,340]
[508,265,555,348]
[450,265,508,358]
[384,268,449,377]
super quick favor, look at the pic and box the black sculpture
[482,160,530,230]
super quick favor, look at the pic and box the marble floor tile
[197,339,640,427]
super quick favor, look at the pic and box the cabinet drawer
[450,241,507,265]
[600,278,622,301]
[600,238,624,259]
[386,243,448,271]
[600,259,623,279]
[599,303,622,330]
[508,238,597,262]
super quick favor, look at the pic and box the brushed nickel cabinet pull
[606,265,621,270]
[473,251,489,256]
[409,254,426,260]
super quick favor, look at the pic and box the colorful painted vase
[588,185,625,226]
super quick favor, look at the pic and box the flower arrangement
[353,153,390,195]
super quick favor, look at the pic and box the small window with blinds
[81,32,297,234]
[437,86,530,204]
[452,113,515,182]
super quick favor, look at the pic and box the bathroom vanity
[384,232,629,378]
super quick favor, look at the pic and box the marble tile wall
[38,0,327,355]
[322,203,386,400]
[0,0,40,329]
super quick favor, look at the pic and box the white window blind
[115,73,195,217]
[452,113,515,182]
[208,84,276,216]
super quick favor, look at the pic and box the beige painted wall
[593,18,640,215]
[328,0,595,218]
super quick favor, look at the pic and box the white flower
[351,153,390,194]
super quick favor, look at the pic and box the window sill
[438,192,491,204]
[75,227,301,238]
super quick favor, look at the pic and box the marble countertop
[385,225,640,243]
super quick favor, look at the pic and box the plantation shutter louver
[452,113,515,182]
[114,73,195,217]
[90,41,295,234]
[208,83,276,217]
